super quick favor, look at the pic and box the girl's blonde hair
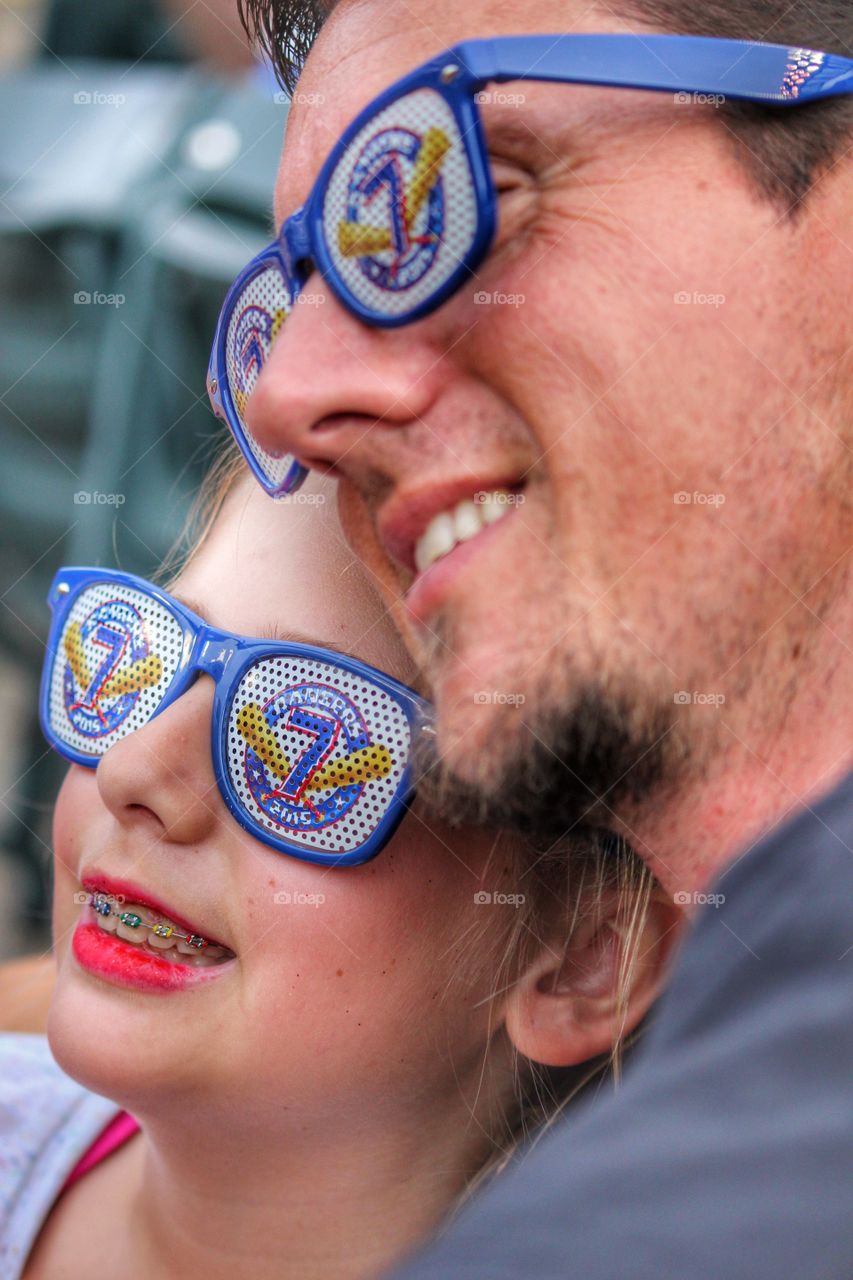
[455,825,656,1207]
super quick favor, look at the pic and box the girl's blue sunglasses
[206,32,853,496]
[40,568,432,867]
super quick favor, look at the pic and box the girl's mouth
[71,892,237,993]
[88,892,236,966]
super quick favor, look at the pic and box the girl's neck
[122,1094,495,1280]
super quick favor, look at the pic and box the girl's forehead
[174,474,415,680]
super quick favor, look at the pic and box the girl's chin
[46,970,205,1108]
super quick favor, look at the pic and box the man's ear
[503,888,684,1068]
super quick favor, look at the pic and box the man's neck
[623,607,853,896]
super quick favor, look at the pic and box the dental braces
[90,891,213,950]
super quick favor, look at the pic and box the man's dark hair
[238,0,853,212]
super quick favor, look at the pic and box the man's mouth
[80,873,236,968]
[413,488,519,573]
[379,479,526,580]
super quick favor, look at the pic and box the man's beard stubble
[412,620,689,849]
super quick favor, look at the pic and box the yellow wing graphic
[101,654,163,700]
[307,744,394,791]
[237,702,292,782]
[237,701,393,792]
[404,127,452,226]
[337,127,451,259]
[63,622,91,692]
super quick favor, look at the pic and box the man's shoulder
[666,767,853,1022]
[718,766,853,902]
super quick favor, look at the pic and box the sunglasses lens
[225,655,414,861]
[44,581,185,760]
[321,87,479,320]
[221,260,303,494]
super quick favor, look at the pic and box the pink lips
[72,922,233,993]
[73,869,236,994]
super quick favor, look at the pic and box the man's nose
[245,272,446,474]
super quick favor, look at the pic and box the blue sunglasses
[206,32,853,496]
[40,568,432,866]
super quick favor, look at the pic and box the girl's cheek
[52,768,98,950]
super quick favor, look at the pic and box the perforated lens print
[225,656,411,858]
[224,261,296,490]
[47,583,185,759]
[322,87,479,318]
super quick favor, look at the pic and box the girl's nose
[95,678,220,847]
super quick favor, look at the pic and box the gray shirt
[0,1032,120,1277]
[392,771,853,1279]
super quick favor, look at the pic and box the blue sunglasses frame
[40,567,433,867]
[207,33,853,497]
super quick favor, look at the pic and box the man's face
[247,0,853,844]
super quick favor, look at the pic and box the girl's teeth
[116,916,146,945]
[90,897,231,966]
[177,938,204,955]
[414,490,516,574]
[147,927,177,950]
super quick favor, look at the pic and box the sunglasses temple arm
[452,34,853,104]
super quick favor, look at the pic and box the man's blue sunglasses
[206,32,853,496]
[40,568,432,866]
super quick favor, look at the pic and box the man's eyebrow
[171,592,359,663]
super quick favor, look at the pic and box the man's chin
[418,672,683,846]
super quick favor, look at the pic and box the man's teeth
[414,491,515,574]
[92,898,230,967]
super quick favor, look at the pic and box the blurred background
[0,0,287,960]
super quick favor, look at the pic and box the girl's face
[48,475,514,1141]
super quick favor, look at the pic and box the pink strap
[61,1110,140,1191]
